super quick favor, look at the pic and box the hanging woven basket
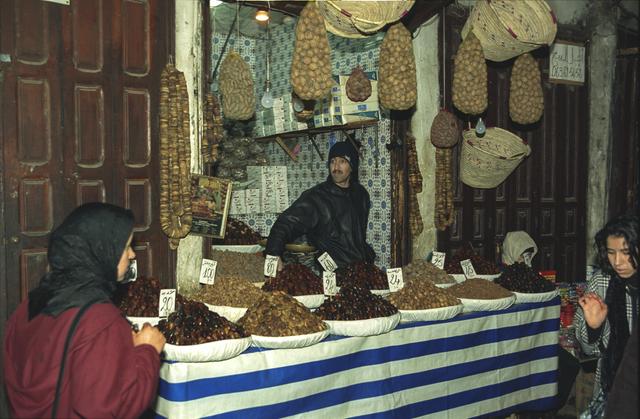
[459,127,531,189]
[317,0,416,39]
[461,0,557,62]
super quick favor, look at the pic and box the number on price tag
[323,271,338,296]
[386,268,404,292]
[199,258,218,285]
[523,252,532,267]
[318,252,337,272]
[264,255,279,277]
[460,259,477,279]
[431,251,446,269]
[158,289,176,318]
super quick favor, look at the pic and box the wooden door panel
[72,0,104,72]
[14,1,49,65]
[76,179,107,204]
[122,0,150,76]
[74,85,106,167]
[124,178,152,232]
[123,88,151,166]
[17,77,51,163]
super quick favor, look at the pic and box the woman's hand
[578,292,608,330]
[132,323,166,354]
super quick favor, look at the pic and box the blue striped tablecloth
[155,298,560,418]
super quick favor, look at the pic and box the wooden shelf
[254,119,379,143]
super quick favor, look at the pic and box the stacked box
[255,97,308,137]
[247,166,289,213]
[228,188,262,215]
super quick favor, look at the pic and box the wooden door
[1,2,172,413]
[437,8,588,283]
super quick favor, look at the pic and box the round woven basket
[317,0,416,39]
[461,0,557,62]
[460,127,531,189]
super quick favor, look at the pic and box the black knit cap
[328,141,359,176]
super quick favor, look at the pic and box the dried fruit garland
[202,92,223,164]
[159,63,192,249]
[434,147,455,231]
[406,133,423,236]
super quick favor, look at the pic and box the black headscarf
[28,203,135,319]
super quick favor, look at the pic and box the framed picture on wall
[190,175,233,239]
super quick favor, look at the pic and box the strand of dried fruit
[406,133,423,236]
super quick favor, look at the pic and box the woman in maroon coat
[4,203,165,418]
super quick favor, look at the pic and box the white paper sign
[549,41,585,84]
[460,259,477,279]
[523,252,532,267]
[431,251,446,270]
[264,255,279,277]
[386,268,404,292]
[323,271,338,296]
[318,252,337,272]
[199,258,218,285]
[159,289,176,318]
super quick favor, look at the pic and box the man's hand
[132,323,166,354]
[578,292,608,330]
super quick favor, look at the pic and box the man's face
[330,156,352,187]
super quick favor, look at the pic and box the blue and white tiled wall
[212,24,393,268]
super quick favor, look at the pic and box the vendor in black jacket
[266,141,375,271]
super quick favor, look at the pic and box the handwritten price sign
[199,259,218,285]
[386,268,404,292]
[323,271,338,296]
[264,255,279,277]
[318,252,337,272]
[158,289,176,318]
[460,259,477,279]
[431,251,446,269]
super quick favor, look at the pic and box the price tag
[460,259,477,279]
[199,258,218,285]
[323,271,338,296]
[386,268,404,292]
[523,252,532,267]
[318,252,337,272]
[158,289,176,318]
[264,255,279,277]
[431,251,446,269]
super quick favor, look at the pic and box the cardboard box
[246,166,289,213]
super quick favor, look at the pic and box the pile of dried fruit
[403,260,457,284]
[212,250,265,283]
[214,218,262,245]
[378,23,417,110]
[445,244,500,275]
[238,291,326,336]
[509,53,544,124]
[116,277,182,317]
[337,261,388,290]
[190,276,265,307]
[495,263,555,293]
[388,280,460,310]
[262,263,323,295]
[448,278,514,300]
[315,284,398,321]
[157,299,247,345]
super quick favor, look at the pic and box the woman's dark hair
[595,214,639,275]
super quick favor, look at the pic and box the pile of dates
[214,218,262,245]
[238,291,326,336]
[388,279,460,310]
[157,299,247,345]
[191,276,265,307]
[262,263,323,295]
[449,278,514,300]
[445,243,500,274]
[336,261,388,290]
[115,277,177,317]
[495,263,555,293]
[315,284,398,321]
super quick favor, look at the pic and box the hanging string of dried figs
[202,92,222,164]
[406,132,423,236]
[431,110,459,231]
[159,63,192,249]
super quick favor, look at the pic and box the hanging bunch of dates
[336,261,388,290]
[315,284,398,321]
[157,299,247,345]
[262,263,323,296]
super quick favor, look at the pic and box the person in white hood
[501,231,538,266]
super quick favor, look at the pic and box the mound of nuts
[219,51,256,120]
[445,243,500,275]
[378,22,417,110]
[346,66,372,102]
[212,250,265,283]
[336,261,388,290]
[388,279,460,310]
[509,53,544,124]
[316,284,398,321]
[448,278,514,300]
[190,276,266,308]
[262,263,323,295]
[403,260,457,284]
[495,263,555,293]
[430,109,460,148]
[290,2,333,100]
[157,299,247,345]
[452,32,487,115]
[238,291,327,337]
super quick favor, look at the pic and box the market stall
[154,298,560,418]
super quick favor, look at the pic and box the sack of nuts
[379,22,417,110]
[509,53,544,124]
[430,109,460,148]
[219,51,256,121]
[452,32,487,115]
[290,2,333,101]
[346,67,372,102]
